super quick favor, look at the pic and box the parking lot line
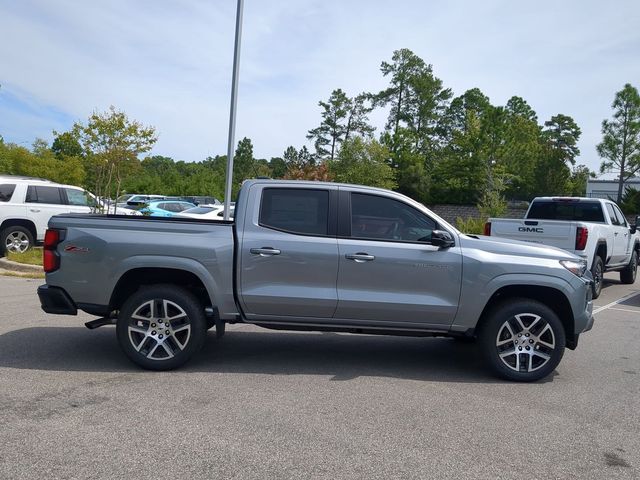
[607,307,640,314]
[593,290,640,314]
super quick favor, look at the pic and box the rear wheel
[591,256,604,299]
[479,299,566,382]
[620,250,638,284]
[116,284,207,370]
[1,226,34,255]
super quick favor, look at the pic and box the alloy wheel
[495,313,556,373]
[127,299,192,361]
[5,231,30,253]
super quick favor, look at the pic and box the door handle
[30,209,41,213]
[250,247,281,256]
[345,252,375,262]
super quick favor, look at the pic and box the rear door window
[25,186,64,204]
[606,204,620,225]
[0,184,16,202]
[260,188,329,236]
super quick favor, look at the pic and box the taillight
[575,226,588,251]
[43,229,63,273]
[484,222,491,236]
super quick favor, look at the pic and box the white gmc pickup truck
[486,197,640,299]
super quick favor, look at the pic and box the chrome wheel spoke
[128,298,192,361]
[499,349,516,359]
[514,315,527,333]
[496,314,556,373]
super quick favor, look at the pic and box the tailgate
[490,219,576,250]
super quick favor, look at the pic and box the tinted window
[528,201,605,222]
[25,186,63,204]
[613,205,627,227]
[260,188,329,235]
[0,184,16,202]
[606,204,620,225]
[350,193,436,242]
[65,188,90,206]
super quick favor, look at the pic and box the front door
[334,190,462,327]
[239,185,339,320]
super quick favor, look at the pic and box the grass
[0,270,45,279]
[6,247,43,266]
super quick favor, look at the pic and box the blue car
[139,200,196,217]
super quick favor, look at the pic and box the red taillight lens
[484,222,491,236]
[43,229,62,273]
[575,226,588,251]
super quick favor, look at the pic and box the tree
[232,137,256,196]
[376,48,428,136]
[307,90,374,160]
[72,106,157,208]
[52,131,83,158]
[329,137,396,189]
[269,157,287,178]
[598,84,640,202]
[307,89,349,160]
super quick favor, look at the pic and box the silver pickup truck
[37,180,594,382]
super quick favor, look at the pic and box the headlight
[560,259,587,277]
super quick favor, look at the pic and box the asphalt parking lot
[0,274,638,480]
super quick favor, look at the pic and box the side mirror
[429,230,455,248]
[633,215,640,234]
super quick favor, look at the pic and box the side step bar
[85,317,117,329]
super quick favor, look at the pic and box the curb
[0,257,43,273]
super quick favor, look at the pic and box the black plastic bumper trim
[37,285,77,315]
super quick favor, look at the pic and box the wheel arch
[0,218,37,242]
[476,284,575,349]
[109,267,212,312]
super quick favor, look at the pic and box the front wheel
[620,250,638,284]
[478,299,566,382]
[116,285,207,370]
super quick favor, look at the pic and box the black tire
[591,256,604,299]
[478,298,566,382]
[116,284,207,371]
[1,225,34,256]
[620,250,638,284]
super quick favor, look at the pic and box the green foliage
[455,217,485,235]
[329,137,396,189]
[597,83,640,202]
[7,248,43,265]
[72,105,157,200]
[619,186,640,215]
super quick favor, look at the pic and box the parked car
[179,196,221,206]
[38,180,594,381]
[486,196,639,298]
[177,203,235,220]
[0,175,134,254]
[117,194,166,210]
[138,200,196,217]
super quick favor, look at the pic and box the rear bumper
[37,285,77,315]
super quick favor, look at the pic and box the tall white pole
[223,0,244,221]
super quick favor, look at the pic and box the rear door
[607,203,631,263]
[239,184,339,320]
[334,189,462,327]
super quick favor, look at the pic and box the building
[586,174,640,200]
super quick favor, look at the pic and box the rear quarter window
[0,184,16,202]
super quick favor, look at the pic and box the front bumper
[37,285,77,315]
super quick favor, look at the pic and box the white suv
[0,175,126,254]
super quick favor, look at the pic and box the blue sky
[1,0,639,173]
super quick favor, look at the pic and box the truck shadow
[0,326,557,384]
